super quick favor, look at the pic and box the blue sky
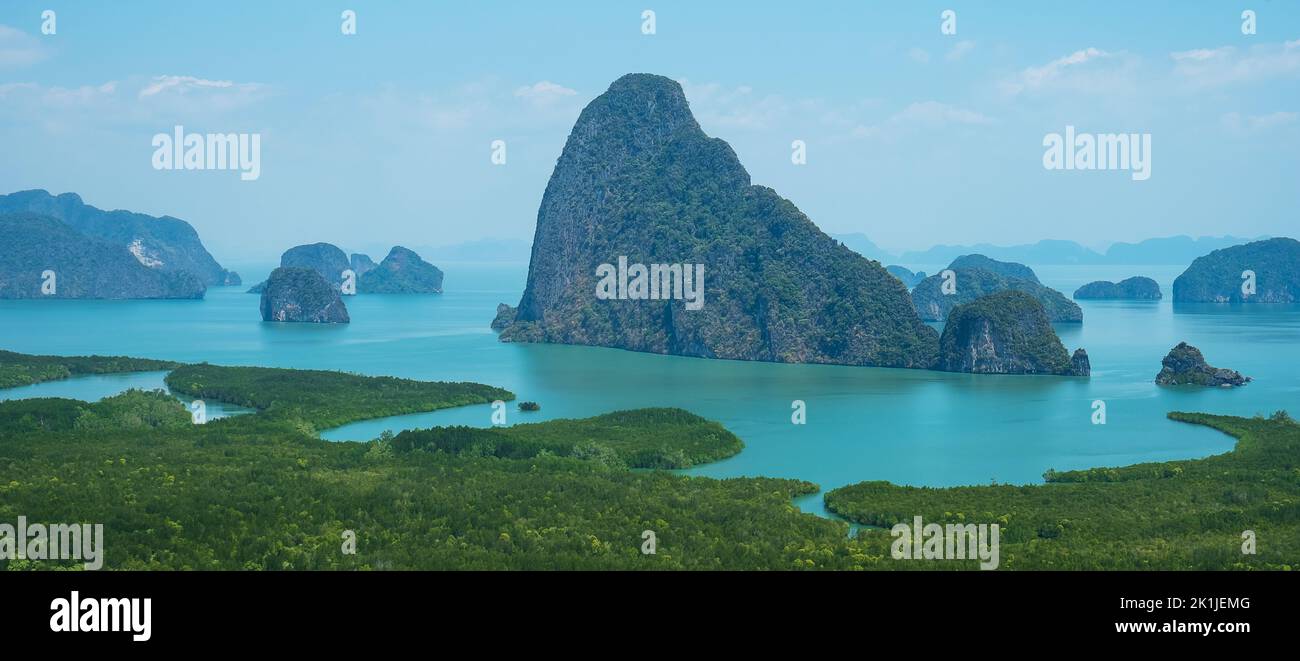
[1,1,1297,261]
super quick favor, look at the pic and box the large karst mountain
[499,73,939,368]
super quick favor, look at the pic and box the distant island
[1073,276,1162,300]
[350,253,378,276]
[885,265,926,289]
[833,233,1261,266]
[250,243,444,294]
[1173,237,1300,303]
[910,255,1082,323]
[249,243,350,293]
[0,212,205,299]
[937,291,1089,376]
[498,73,938,369]
[0,189,238,299]
[358,247,444,294]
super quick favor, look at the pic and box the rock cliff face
[1074,277,1162,300]
[911,257,1082,323]
[1172,237,1300,303]
[500,73,939,368]
[0,213,205,299]
[937,291,1088,376]
[350,253,378,277]
[358,246,444,293]
[1070,348,1091,377]
[491,303,517,330]
[0,189,237,287]
[1155,342,1249,386]
[259,267,350,323]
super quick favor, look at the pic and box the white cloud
[139,75,261,98]
[1171,47,1230,63]
[134,75,269,115]
[513,80,577,105]
[1171,40,1300,88]
[0,25,47,68]
[1000,47,1111,95]
[946,40,976,62]
[908,48,931,64]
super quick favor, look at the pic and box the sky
[1,1,1297,261]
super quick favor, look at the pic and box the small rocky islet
[1155,342,1250,387]
[1073,276,1162,300]
[259,267,350,324]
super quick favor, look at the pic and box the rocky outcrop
[0,189,236,287]
[491,303,517,330]
[500,73,939,368]
[886,265,926,289]
[1172,237,1300,303]
[350,253,378,276]
[937,291,1088,376]
[358,246,444,293]
[0,213,205,299]
[1074,276,1162,300]
[259,267,349,323]
[1070,348,1091,377]
[1155,342,1249,387]
[912,260,1082,323]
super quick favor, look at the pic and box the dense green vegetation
[1173,237,1300,303]
[163,363,512,431]
[1,367,847,570]
[2,350,1295,570]
[0,349,181,389]
[0,189,239,287]
[1073,276,1162,300]
[0,212,207,300]
[389,408,742,469]
[826,411,1299,569]
[936,291,1082,375]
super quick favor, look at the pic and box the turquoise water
[2,262,1296,517]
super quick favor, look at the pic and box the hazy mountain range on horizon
[830,232,1266,267]
[383,232,1265,268]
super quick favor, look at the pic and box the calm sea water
[2,262,1297,517]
